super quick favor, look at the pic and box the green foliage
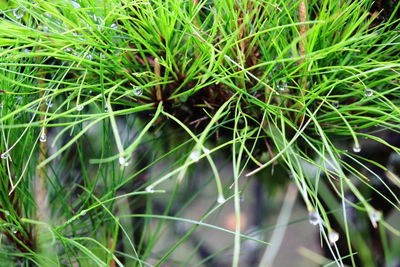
[0,0,399,266]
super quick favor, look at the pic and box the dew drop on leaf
[202,147,210,154]
[118,156,129,166]
[308,211,320,226]
[329,231,339,244]
[353,145,361,153]
[13,7,25,20]
[46,99,53,108]
[71,1,81,9]
[42,26,50,33]
[217,195,225,204]
[146,186,154,193]
[44,13,53,19]
[277,82,287,91]
[189,150,200,162]
[110,23,118,30]
[40,132,47,143]
[371,209,382,224]
[365,88,373,97]
[133,87,143,96]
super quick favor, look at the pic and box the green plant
[0,0,400,266]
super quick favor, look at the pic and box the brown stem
[296,0,308,125]
[109,237,116,267]
[298,0,307,66]
[35,83,49,222]
[33,73,53,261]
[154,58,162,101]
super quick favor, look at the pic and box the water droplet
[1,152,9,159]
[189,150,200,162]
[12,228,18,234]
[110,23,118,30]
[80,210,87,216]
[353,145,361,153]
[217,195,225,204]
[13,7,25,20]
[365,88,373,97]
[86,54,93,60]
[118,156,129,166]
[71,1,81,9]
[64,48,73,53]
[146,186,154,193]
[77,104,84,111]
[104,103,109,113]
[371,209,382,223]
[44,13,53,19]
[277,82,287,91]
[45,99,53,108]
[202,148,210,154]
[4,210,10,217]
[308,211,320,225]
[329,231,339,244]
[40,132,47,142]
[88,13,99,24]
[332,101,339,108]
[133,87,143,96]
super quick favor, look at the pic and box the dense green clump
[0,0,400,266]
